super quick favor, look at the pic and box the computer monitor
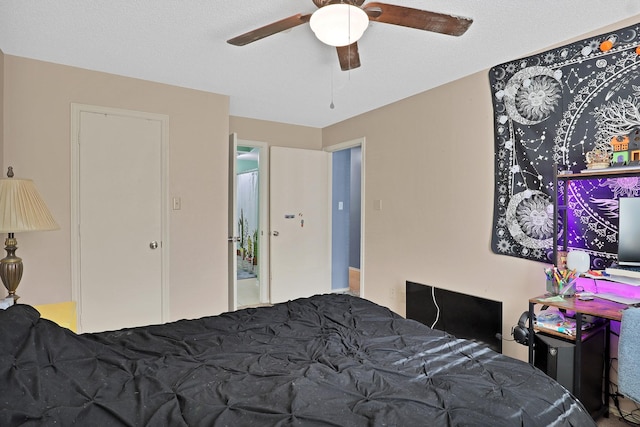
[618,197,640,267]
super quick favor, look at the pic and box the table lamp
[0,166,59,301]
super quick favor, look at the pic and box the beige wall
[230,116,322,149]
[323,71,538,359]
[323,14,640,361]
[2,55,230,321]
[0,49,4,167]
[2,14,638,363]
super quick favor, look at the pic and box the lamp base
[0,234,23,302]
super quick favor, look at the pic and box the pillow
[34,301,77,333]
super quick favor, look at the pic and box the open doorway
[230,137,362,307]
[235,141,269,308]
[327,138,365,297]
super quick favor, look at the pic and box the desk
[528,295,629,417]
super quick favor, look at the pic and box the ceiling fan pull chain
[330,69,335,109]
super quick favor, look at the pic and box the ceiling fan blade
[227,14,312,46]
[363,3,472,36]
[337,43,361,71]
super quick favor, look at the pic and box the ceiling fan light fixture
[310,4,368,47]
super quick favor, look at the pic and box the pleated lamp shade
[0,178,59,233]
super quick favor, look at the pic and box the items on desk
[584,269,606,278]
[534,308,595,336]
[605,264,640,279]
[583,269,640,286]
[566,250,590,275]
[577,291,594,301]
[594,292,640,306]
[602,272,640,286]
[544,266,577,296]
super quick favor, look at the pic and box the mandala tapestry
[489,22,640,267]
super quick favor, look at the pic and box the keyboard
[595,292,640,305]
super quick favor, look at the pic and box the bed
[1,293,595,426]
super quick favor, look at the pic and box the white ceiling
[1,1,640,128]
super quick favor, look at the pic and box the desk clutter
[544,266,578,296]
[584,269,640,287]
[534,308,602,337]
[524,296,609,418]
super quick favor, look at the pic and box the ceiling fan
[227,0,473,71]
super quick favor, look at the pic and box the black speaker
[512,311,532,346]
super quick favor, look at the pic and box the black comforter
[1,294,595,426]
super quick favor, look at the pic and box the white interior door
[72,105,168,333]
[270,147,330,304]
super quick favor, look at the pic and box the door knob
[149,241,159,249]
[272,231,279,236]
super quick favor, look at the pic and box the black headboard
[406,281,503,353]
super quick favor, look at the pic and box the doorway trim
[235,138,270,306]
[70,103,170,326]
[325,137,366,297]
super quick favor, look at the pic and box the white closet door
[76,107,166,332]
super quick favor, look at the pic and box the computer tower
[534,327,604,417]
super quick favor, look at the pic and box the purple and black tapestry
[489,22,640,267]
